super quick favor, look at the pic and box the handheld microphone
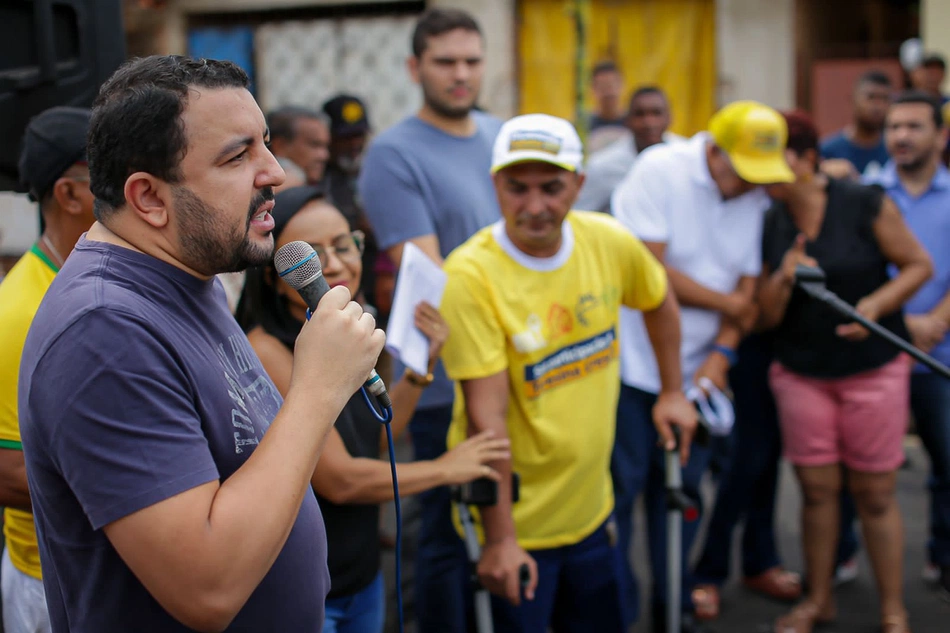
[273,240,393,409]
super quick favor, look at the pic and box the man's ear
[51,177,86,216]
[123,172,171,229]
[407,55,421,85]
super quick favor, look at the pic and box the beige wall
[174,0,390,10]
[151,0,518,120]
[148,0,798,119]
[922,0,950,93]
[0,193,38,257]
[716,0,795,110]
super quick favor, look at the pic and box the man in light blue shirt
[357,8,501,633]
[867,90,950,598]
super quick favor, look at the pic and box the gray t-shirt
[19,238,329,632]
[358,111,502,408]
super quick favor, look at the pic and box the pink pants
[769,354,910,473]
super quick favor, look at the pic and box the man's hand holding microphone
[289,284,386,408]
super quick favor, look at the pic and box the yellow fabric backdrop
[518,0,716,139]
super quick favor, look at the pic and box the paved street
[634,438,948,633]
[384,438,950,633]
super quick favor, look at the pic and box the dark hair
[235,185,329,349]
[891,90,944,128]
[88,55,249,220]
[411,8,482,58]
[627,85,666,110]
[267,106,325,143]
[592,60,620,79]
[923,54,947,70]
[856,69,891,89]
[782,110,819,157]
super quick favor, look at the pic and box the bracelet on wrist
[712,344,738,367]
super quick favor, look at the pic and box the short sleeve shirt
[441,212,667,549]
[611,133,769,392]
[357,111,502,408]
[18,238,329,632]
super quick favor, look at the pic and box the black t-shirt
[762,178,908,378]
[317,394,383,599]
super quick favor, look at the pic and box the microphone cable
[305,307,404,633]
[359,387,403,633]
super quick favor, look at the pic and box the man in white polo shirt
[610,101,794,633]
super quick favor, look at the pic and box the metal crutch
[665,422,709,633]
[453,475,525,633]
[457,500,495,633]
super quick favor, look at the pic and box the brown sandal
[745,566,803,601]
[773,601,835,633]
[691,584,720,620]
[881,612,911,633]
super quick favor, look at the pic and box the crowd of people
[1,6,950,633]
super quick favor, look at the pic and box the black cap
[18,106,92,202]
[322,94,370,137]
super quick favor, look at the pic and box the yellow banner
[518,0,716,140]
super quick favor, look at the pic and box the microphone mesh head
[273,240,322,290]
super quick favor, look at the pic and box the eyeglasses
[311,230,364,268]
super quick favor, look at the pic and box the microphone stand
[794,264,950,381]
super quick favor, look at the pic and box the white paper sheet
[385,242,447,376]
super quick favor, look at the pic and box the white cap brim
[491,150,581,174]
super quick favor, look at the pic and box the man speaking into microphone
[17,56,384,632]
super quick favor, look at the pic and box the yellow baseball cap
[708,101,794,184]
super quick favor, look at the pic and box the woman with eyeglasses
[236,185,509,633]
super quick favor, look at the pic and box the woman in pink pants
[758,111,932,633]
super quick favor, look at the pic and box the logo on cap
[509,130,562,155]
[342,101,364,124]
[752,131,779,152]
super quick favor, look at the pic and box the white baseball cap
[491,114,584,174]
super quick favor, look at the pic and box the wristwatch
[404,368,435,388]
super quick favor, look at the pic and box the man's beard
[421,80,478,120]
[173,185,275,276]
[893,145,933,174]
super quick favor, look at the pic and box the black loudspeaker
[0,0,125,193]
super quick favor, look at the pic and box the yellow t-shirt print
[441,211,668,550]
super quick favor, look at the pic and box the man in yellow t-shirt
[0,106,94,633]
[440,113,698,632]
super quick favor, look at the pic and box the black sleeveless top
[274,329,381,599]
[320,394,383,599]
[762,178,908,378]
